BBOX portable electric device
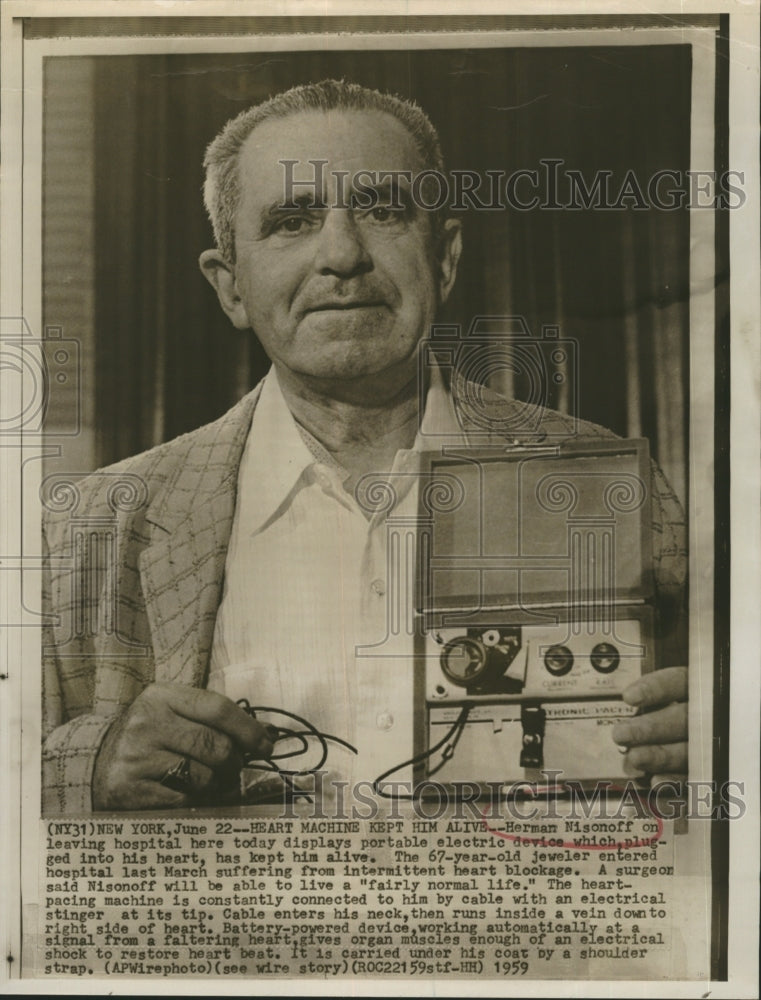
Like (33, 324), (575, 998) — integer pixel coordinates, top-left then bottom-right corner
(412, 438), (656, 789)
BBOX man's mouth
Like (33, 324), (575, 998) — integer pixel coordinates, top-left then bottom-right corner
(306, 300), (386, 312)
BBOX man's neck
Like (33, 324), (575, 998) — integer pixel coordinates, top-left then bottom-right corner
(273, 363), (425, 481)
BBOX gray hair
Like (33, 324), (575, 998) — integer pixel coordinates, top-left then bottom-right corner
(202, 78), (446, 264)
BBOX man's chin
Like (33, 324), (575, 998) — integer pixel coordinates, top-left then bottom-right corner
(298, 307), (393, 344)
(285, 347), (419, 392)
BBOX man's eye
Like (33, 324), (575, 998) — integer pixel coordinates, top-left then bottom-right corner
(272, 212), (324, 235)
(368, 205), (405, 223)
(277, 215), (309, 233)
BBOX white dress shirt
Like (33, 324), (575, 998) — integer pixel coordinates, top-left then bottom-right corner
(208, 366), (465, 795)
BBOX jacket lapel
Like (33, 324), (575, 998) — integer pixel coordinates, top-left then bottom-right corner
(138, 384), (263, 687)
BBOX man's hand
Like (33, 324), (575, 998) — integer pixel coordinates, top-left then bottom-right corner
(92, 683), (274, 811)
(613, 666), (688, 783)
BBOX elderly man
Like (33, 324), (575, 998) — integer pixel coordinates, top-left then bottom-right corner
(42, 79), (687, 814)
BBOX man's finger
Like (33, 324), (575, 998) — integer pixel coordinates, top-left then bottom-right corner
(624, 741), (688, 776)
(160, 720), (240, 771)
(622, 666), (688, 708)
(612, 702), (687, 747)
(155, 683), (273, 756)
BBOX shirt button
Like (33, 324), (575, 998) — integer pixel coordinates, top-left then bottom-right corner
(376, 711), (394, 731)
(370, 578), (386, 596)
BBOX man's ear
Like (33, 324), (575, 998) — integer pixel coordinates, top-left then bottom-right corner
(198, 250), (251, 330)
(437, 218), (463, 305)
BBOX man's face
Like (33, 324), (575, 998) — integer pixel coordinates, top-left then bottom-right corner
(211, 109), (460, 387)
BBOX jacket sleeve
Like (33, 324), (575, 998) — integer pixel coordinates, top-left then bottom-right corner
(42, 715), (114, 815)
(41, 515), (118, 814)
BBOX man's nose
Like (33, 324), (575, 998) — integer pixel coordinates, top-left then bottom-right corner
(314, 209), (372, 276)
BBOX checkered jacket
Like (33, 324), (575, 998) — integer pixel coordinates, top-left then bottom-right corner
(42, 378), (687, 813)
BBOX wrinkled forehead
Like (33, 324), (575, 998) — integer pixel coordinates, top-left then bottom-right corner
(236, 108), (426, 205)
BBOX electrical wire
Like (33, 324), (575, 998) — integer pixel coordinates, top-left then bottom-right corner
(236, 700), (358, 778)
(237, 699), (476, 804)
(372, 706), (471, 799)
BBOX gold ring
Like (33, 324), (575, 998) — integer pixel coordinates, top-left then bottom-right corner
(160, 755), (193, 792)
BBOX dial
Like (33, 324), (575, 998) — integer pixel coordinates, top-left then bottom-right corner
(590, 642), (620, 673)
(440, 636), (489, 686)
(543, 644), (574, 676)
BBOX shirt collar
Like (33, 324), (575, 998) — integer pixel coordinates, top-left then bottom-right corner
(237, 363), (466, 534)
(234, 368), (318, 535)
(415, 362), (464, 444)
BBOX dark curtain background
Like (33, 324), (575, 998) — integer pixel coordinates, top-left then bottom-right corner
(93, 46), (691, 503)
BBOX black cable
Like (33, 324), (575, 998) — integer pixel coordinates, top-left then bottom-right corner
(240, 704), (328, 773)
(236, 701), (358, 778)
(372, 706), (471, 800)
(269, 729), (310, 761)
(237, 699), (474, 804)
(238, 754), (307, 803)
(323, 732), (358, 753)
(427, 706), (469, 778)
